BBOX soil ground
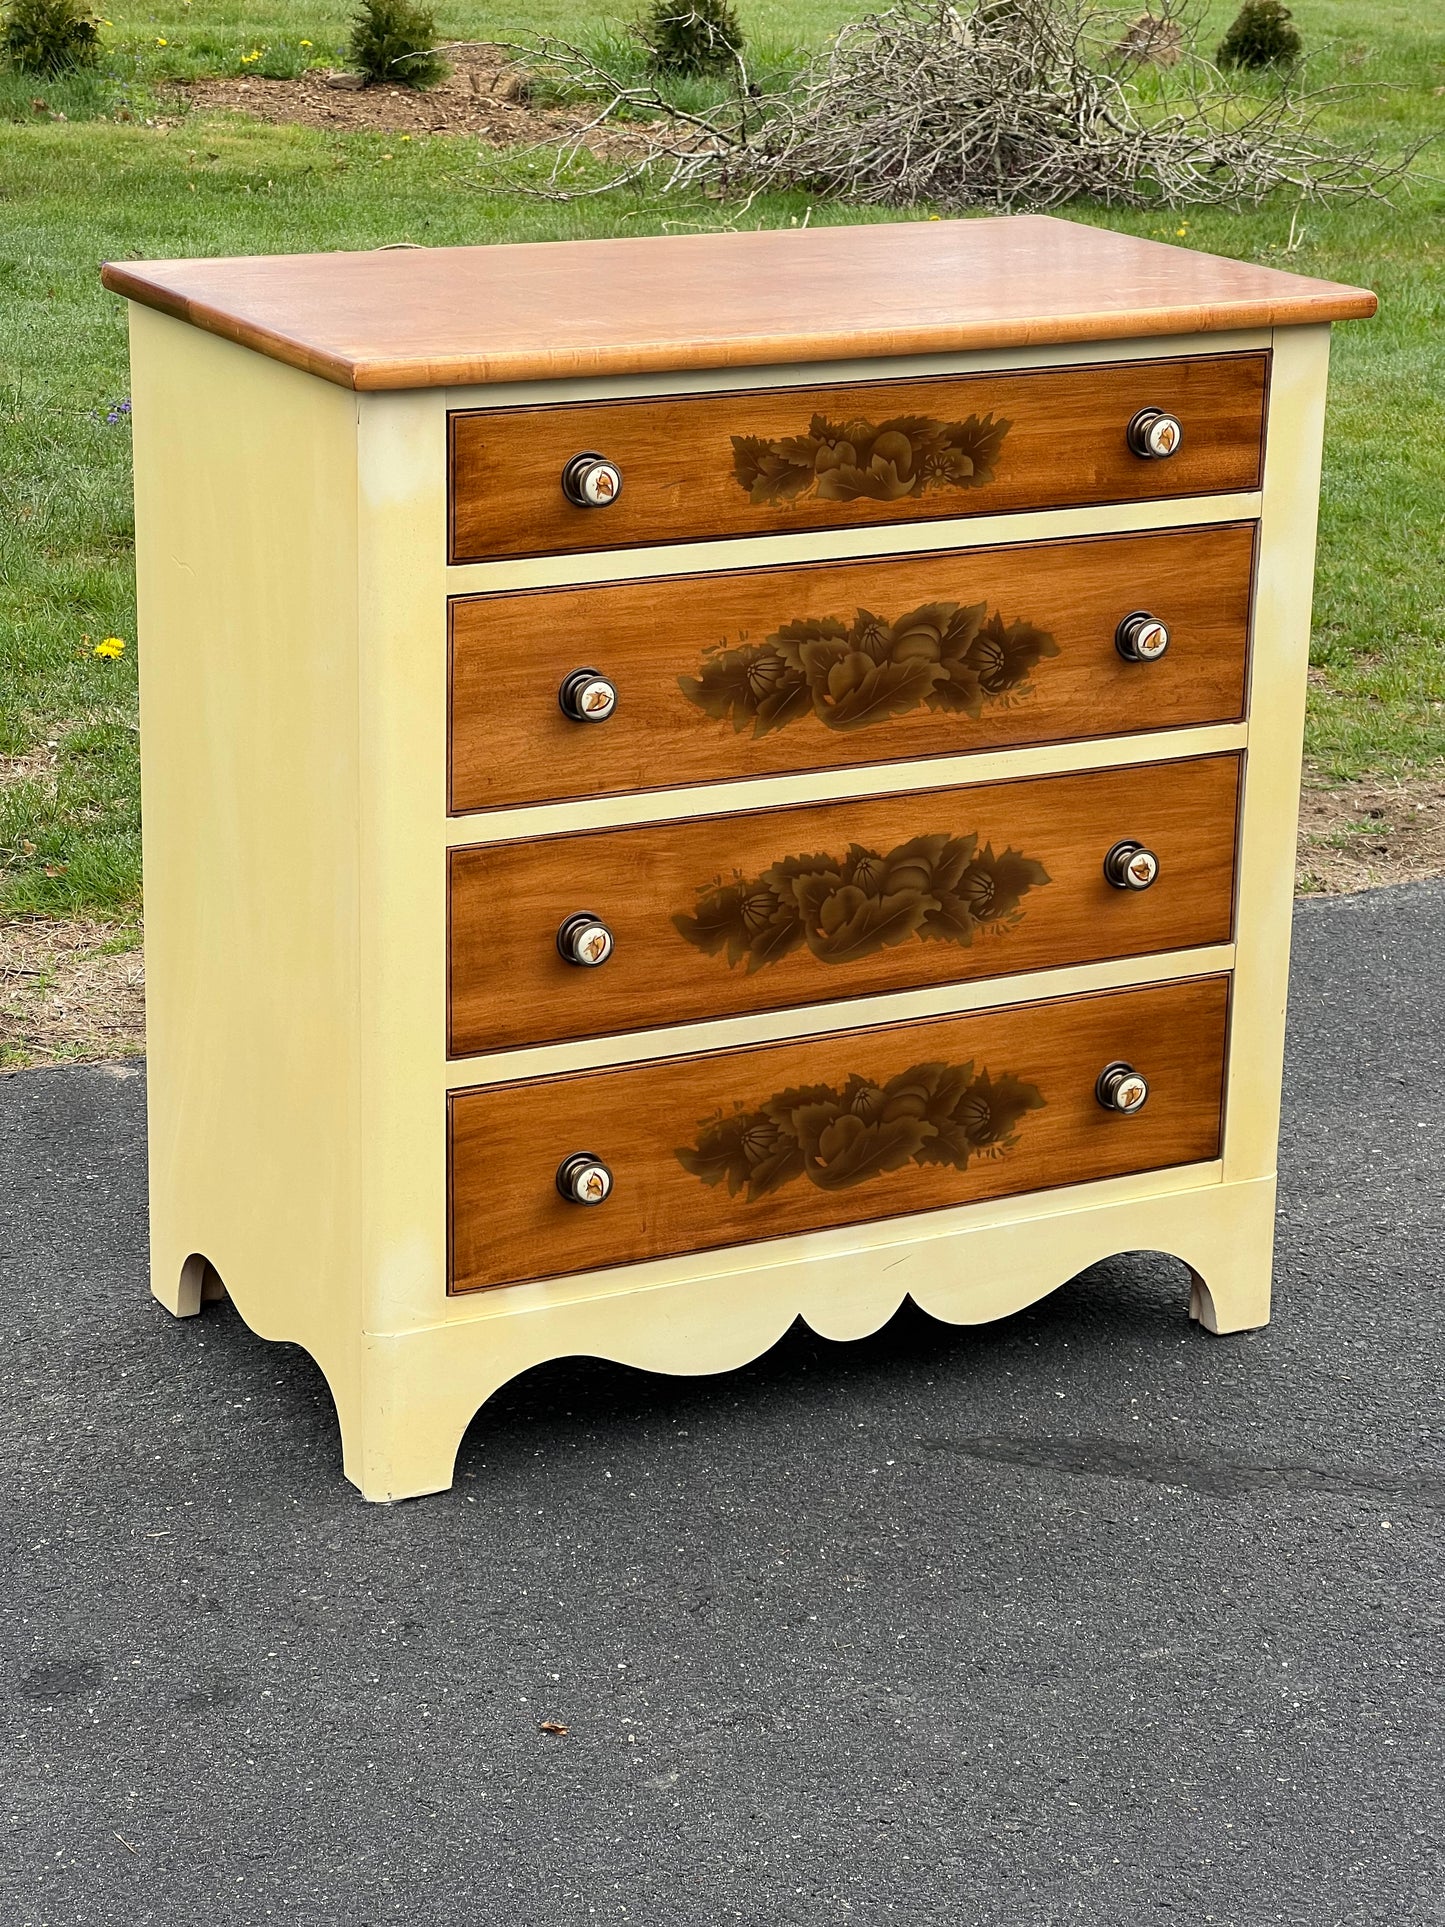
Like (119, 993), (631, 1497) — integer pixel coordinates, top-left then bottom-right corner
(171, 44), (615, 145)
(2, 774), (1438, 1071)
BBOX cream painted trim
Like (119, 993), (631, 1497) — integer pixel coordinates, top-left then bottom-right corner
(443, 725), (1248, 846)
(444, 942), (1236, 1088)
(433, 328), (1273, 416)
(441, 1158), (1225, 1329)
(344, 1170), (1274, 1499)
(442, 492), (1263, 597)
(1220, 324), (1330, 1183)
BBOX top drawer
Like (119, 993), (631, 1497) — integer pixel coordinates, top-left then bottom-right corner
(448, 353), (1268, 563)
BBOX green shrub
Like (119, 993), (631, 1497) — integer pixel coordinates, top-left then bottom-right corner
(636, 0), (744, 77)
(348, 0), (447, 88)
(2, 0), (100, 76)
(1216, 0), (1302, 70)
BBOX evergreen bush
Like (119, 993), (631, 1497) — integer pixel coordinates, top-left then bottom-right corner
(2, 0), (100, 75)
(348, 0), (447, 88)
(1216, 0), (1302, 71)
(637, 0), (744, 77)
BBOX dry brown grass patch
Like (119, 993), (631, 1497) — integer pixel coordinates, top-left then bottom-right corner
(0, 918), (145, 1071)
(1297, 769), (1445, 895)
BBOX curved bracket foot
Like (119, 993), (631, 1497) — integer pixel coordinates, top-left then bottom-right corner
(159, 1253), (228, 1319)
(1187, 1259), (1270, 1337)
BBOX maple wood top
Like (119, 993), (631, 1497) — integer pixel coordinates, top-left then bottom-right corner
(101, 214), (1375, 391)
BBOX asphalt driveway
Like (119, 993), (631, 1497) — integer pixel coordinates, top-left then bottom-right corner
(2, 881), (1442, 1927)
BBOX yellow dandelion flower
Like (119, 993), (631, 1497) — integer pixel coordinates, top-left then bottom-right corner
(156, 35), (166, 44)
(300, 38), (311, 45)
(94, 636), (127, 659)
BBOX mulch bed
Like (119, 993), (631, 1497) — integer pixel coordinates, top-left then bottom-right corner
(171, 43), (605, 145)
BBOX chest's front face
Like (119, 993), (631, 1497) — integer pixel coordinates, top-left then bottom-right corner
(339, 328), (1298, 1317)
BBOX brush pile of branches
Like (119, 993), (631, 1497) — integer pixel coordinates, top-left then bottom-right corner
(514, 0), (1393, 210)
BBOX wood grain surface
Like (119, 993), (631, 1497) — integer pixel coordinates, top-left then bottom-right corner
(449, 522), (1255, 813)
(448, 974), (1231, 1292)
(448, 354), (1267, 562)
(448, 754), (1240, 1056)
(101, 217), (1373, 391)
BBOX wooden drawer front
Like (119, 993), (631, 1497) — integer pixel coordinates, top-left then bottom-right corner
(450, 523), (1253, 815)
(447, 354), (1266, 563)
(449, 975), (1230, 1292)
(448, 754), (1239, 1057)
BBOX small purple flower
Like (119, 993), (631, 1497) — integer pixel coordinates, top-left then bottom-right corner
(104, 397), (132, 425)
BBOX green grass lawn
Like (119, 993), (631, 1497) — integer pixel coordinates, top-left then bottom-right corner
(1, 0), (1441, 925)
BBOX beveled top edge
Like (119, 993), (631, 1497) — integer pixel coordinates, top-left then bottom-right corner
(101, 214), (1376, 392)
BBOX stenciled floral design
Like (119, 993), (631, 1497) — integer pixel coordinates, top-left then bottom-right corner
(678, 601), (1058, 739)
(731, 411), (1010, 506)
(673, 833), (1050, 974)
(677, 1059), (1045, 1201)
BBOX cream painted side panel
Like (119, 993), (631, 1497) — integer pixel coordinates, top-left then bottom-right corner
(1223, 325), (1330, 1182)
(131, 309), (366, 1431)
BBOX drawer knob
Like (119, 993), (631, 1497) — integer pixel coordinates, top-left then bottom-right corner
(561, 452), (623, 508)
(558, 668), (618, 723)
(557, 911), (614, 968)
(1115, 611), (1171, 662)
(556, 1152), (613, 1205)
(1126, 408), (1184, 460)
(1103, 840), (1160, 891)
(1096, 1061), (1150, 1114)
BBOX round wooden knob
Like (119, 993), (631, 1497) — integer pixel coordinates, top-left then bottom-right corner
(561, 452), (623, 508)
(1096, 1062), (1150, 1114)
(558, 668), (618, 723)
(556, 1152), (613, 1205)
(556, 912), (614, 968)
(1103, 840), (1160, 891)
(1115, 611), (1171, 662)
(1126, 408), (1183, 460)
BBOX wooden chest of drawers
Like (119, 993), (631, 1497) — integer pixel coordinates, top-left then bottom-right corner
(104, 216), (1374, 1500)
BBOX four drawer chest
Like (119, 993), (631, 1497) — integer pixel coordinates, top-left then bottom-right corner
(103, 215), (1375, 1499)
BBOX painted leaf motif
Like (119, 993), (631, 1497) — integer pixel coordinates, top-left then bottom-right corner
(803, 883), (934, 966)
(677, 651), (756, 728)
(677, 1057), (1045, 1198)
(671, 881), (753, 962)
(794, 1105), (934, 1191)
(880, 1059), (977, 1133)
(803, 644), (946, 732)
(965, 612), (1060, 696)
(731, 413), (1011, 507)
(917, 1069), (1046, 1168)
(677, 1110), (807, 1199)
(971, 844), (1053, 922)
(682, 595), (1050, 739)
(676, 830), (1048, 971)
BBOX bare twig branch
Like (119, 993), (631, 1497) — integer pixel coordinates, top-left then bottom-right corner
(497, 0), (1413, 210)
